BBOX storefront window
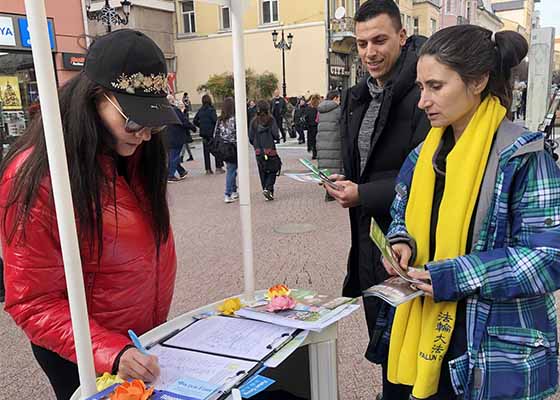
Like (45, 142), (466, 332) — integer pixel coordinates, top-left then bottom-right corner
(0, 51), (37, 151)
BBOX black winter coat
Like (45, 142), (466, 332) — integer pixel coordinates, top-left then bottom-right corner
(193, 104), (218, 139)
(165, 106), (194, 149)
(340, 36), (431, 298)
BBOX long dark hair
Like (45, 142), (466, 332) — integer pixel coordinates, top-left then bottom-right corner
(0, 72), (170, 259)
(419, 25), (528, 110)
(201, 94), (213, 107)
(253, 100), (273, 127)
(219, 97), (235, 121)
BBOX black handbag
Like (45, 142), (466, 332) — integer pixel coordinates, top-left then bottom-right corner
(207, 135), (237, 164)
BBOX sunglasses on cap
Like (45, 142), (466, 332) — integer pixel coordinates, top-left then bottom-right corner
(103, 93), (166, 134)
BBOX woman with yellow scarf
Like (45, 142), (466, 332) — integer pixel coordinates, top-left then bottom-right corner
(376, 25), (560, 400)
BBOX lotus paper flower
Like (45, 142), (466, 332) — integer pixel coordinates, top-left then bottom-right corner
(109, 380), (153, 400)
(266, 295), (297, 312)
(266, 284), (291, 300)
(217, 297), (242, 315)
(96, 372), (123, 392)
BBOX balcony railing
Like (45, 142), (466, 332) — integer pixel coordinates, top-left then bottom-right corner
(330, 17), (355, 36)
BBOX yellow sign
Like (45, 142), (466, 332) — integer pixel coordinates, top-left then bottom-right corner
(0, 76), (22, 110)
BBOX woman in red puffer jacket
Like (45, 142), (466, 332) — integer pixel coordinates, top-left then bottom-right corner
(1, 30), (178, 400)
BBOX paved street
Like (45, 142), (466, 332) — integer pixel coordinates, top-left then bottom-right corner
(2, 137), (560, 399)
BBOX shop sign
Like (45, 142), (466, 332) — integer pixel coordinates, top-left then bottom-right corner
(17, 17), (55, 50)
(330, 66), (350, 76)
(0, 16), (16, 47)
(62, 53), (86, 70)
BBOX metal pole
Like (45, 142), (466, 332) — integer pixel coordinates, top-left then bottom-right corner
(23, 0), (97, 398)
(325, 0), (331, 91)
(281, 30), (287, 98)
(105, 0), (112, 33)
(230, 0), (255, 299)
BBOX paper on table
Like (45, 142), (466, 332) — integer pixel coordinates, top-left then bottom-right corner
(164, 315), (297, 361)
(150, 345), (258, 390)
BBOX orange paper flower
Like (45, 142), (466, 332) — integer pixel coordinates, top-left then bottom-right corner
(266, 284), (291, 300)
(217, 297), (242, 315)
(110, 380), (154, 400)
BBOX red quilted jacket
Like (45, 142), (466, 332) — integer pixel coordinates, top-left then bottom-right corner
(1, 149), (177, 373)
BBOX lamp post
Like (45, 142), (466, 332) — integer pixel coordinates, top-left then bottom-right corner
(85, 0), (131, 33)
(272, 29), (293, 98)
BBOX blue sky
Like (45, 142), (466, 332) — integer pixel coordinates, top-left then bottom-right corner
(535, 0), (560, 36)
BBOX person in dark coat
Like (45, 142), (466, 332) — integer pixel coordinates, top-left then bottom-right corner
(166, 96), (190, 182)
(323, 1), (430, 395)
(249, 100), (281, 201)
(247, 100), (258, 126)
(271, 90), (287, 143)
(293, 97), (308, 144)
(305, 95), (320, 159)
(194, 94), (224, 174)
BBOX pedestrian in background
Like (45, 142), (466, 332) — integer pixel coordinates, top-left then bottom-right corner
(166, 95), (190, 182)
(179, 101), (195, 162)
(0, 29), (178, 399)
(182, 92), (192, 113)
(306, 94), (320, 159)
(194, 94), (224, 174)
(247, 100), (258, 126)
(511, 84), (522, 120)
(294, 97), (308, 144)
(271, 89), (287, 143)
(317, 90), (343, 201)
(249, 100), (282, 201)
(215, 97), (239, 203)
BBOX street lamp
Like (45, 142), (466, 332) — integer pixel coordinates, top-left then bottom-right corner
(85, 0), (132, 33)
(272, 29), (294, 98)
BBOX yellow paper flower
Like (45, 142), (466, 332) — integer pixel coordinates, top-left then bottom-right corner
(217, 297), (242, 315)
(110, 380), (154, 400)
(96, 372), (123, 392)
(266, 284), (291, 300)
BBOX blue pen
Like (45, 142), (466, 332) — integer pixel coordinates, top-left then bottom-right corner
(128, 329), (149, 355)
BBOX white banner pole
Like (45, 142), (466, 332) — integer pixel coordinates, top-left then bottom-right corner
(23, 1), (97, 397)
(230, 0), (255, 299)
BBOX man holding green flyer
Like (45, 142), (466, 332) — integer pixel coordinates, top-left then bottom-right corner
(322, 0), (430, 371)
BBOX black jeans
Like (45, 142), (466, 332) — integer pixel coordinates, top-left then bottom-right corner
(31, 343), (80, 400)
(296, 127), (305, 143)
(275, 117), (286, 141)
(307, 127), (317, 158)
(202, 139), (224, 171)
(257, 158), (278, 193)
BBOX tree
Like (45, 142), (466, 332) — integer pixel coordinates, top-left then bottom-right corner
(197, 70), (279, 102)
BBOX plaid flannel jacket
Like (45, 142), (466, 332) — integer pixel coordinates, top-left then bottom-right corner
(380, 130), (560, 400)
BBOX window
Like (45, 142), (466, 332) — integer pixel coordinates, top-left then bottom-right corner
(220, 6), (231, 30)
(400, 13), (404, 26)
(181, 1), (196, 34)
(445, 0), (453, 14)
(355, 0), (360, 13)
(261, 0), (279, 24)
(466, 2), (471, 21)
(431, 18), (437, 35)
(413, 17), (419, 35)
(406, 15), (411, 33)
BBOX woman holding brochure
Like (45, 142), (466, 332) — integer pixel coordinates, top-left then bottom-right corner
(0, 30), (178, 399)
(369, 26), (560, 399)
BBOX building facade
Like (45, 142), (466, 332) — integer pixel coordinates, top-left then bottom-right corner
(86, 0), (177, 80)
(174, 0), (441, 102)
(0, 0), (86, 139)
(490, 0), (540, 40)
(440, 0), (503, 32)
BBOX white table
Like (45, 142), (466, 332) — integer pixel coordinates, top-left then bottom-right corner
(72, 291), (339, 400)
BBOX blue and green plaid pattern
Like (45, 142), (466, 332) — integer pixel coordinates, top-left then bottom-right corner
(384, 131), (560, 399)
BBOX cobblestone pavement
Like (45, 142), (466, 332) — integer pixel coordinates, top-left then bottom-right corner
(1, 137), (559, 399)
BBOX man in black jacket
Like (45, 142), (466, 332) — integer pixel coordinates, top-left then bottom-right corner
(325, 0), (430, 383)
(271, 90), (287, 143)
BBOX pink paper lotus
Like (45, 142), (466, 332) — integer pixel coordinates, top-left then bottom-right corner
(266, 295), (297, 312)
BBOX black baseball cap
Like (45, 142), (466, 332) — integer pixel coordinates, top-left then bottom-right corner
(84, 29), (179, 127)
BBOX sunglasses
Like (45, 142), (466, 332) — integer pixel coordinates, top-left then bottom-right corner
(103, 93), (166, 134)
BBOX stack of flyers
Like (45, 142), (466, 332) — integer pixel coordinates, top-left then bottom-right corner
(298, 159), (341, 190)
(284, 172), (323, 184)
(365, 218), (426, 306)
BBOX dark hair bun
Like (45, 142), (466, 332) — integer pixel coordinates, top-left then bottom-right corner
(495, 31), (528, 71)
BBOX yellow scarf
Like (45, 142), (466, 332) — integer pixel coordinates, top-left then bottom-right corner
(387, 96), (506, 398)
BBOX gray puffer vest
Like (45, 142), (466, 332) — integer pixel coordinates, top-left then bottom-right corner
(317, 100), (343, 173)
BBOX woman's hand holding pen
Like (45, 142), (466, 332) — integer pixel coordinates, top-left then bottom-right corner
(118, 348), (160, 383)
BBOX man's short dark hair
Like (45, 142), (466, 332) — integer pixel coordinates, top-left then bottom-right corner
(354, 0), (402, 32)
